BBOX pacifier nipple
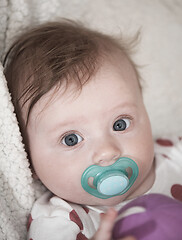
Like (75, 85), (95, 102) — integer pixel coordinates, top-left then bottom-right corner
(97, 172), (129, 196)
(81, 157), (139, 199)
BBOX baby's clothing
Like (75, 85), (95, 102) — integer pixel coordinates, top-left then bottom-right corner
(27, 136), (182, 240)
(147, 136), (182, 200)
(27, 191), (102, 240)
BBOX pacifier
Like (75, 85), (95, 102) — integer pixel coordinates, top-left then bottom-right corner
(81, 157), (139, 199)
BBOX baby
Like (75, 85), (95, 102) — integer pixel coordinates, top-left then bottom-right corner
(4, 20), (182, 240)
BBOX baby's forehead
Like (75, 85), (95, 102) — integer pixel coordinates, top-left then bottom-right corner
(45, 53), (138, 100)
(54, 53), (138, 94)
(31, 55), (140, 111)
(24, 52), (141, 128)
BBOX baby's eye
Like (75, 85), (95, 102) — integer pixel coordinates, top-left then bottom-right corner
(62, 133), (83, 146)
(113, 118), (131, 131)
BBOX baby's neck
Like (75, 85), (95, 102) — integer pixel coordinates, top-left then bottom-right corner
(127, 160), (156, 200)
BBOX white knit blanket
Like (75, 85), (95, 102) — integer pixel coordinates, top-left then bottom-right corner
(0, 1), (182, 239)
(0, 63), (36, 239)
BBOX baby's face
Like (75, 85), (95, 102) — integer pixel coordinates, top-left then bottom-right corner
(26, 53), (154, 206)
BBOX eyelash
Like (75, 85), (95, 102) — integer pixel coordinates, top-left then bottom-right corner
(59, 115), (133, 147)
(60, 131), (84, 146)
(113, 115), (133, 130)
(116, 115), (133, 121)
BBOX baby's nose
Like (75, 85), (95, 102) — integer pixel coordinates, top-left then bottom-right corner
(92, 140), (121, 166)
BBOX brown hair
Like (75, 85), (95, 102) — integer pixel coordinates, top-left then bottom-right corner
(3, 19), (140, 130)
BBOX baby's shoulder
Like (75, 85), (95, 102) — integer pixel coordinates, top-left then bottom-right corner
(28, 191), (101, 239)
(31, 190), (101, 223)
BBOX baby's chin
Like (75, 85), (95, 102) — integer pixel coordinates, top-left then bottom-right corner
(76, 184), (144, 206)
(66, 193), (130, 207)
(95, 195), (128, 207)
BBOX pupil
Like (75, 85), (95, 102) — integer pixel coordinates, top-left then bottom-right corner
(113, 119), (126, 131)
(65, 134), (78, 146)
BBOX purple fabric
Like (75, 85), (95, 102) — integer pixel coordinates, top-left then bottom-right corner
(112, 194), (182, 240)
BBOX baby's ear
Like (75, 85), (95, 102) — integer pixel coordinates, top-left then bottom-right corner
(30, 165), (39, 179)
(31, 169), (39, 180)
(28, 157), (39, 180)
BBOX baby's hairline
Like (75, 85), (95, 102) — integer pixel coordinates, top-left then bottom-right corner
(23, 50), (142, 126)
(4, 20), (142, 133)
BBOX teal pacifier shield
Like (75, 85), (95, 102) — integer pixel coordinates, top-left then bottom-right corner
(81, 157), (138, 199)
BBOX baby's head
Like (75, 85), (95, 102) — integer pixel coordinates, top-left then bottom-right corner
(4, 20), (154, 206)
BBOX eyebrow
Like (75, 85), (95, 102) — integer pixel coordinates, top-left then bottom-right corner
(47, 117), (86, 135)
(48, 102), (137, 133)
(109, 102), (137, 112)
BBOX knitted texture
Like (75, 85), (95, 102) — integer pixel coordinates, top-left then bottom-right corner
(0, 62), (36, 240)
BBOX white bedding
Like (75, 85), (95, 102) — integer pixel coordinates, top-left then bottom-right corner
(0, 1), (182, 239)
